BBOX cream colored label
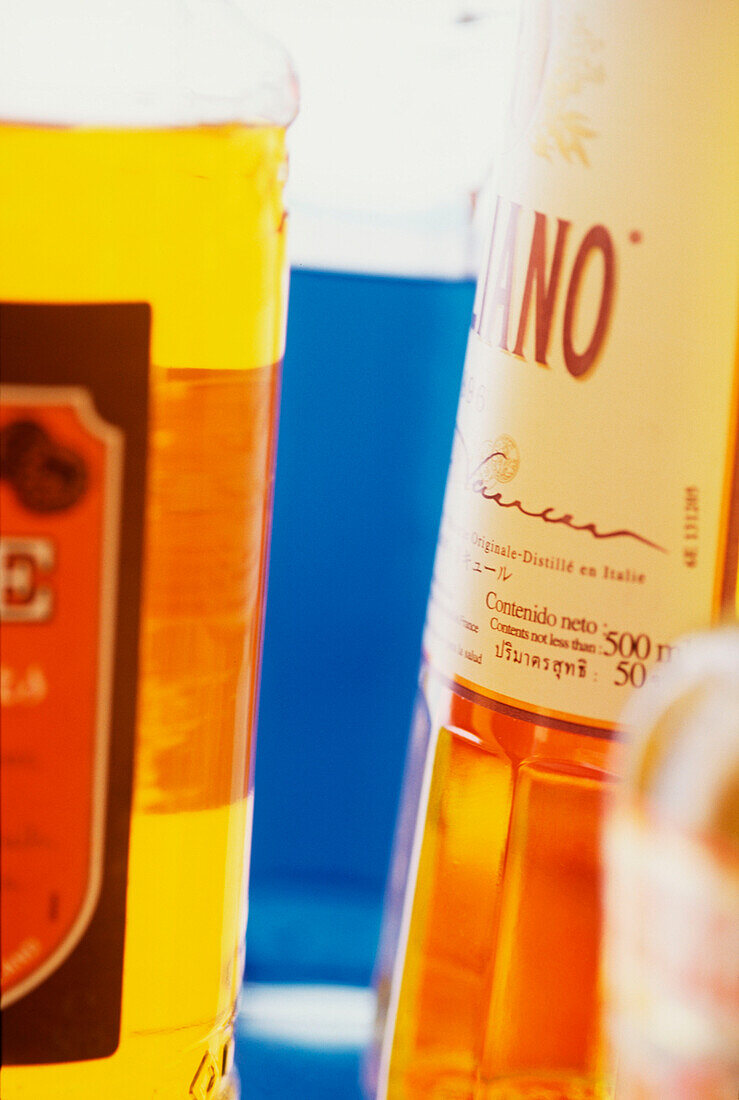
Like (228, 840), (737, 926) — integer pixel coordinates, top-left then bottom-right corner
(424, 0), (739, 729)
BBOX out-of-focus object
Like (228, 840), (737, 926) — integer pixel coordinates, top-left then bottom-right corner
(0, 2), (296, 1097)
(603, 630), (739, 1099)
(367, 0), (739, 1097)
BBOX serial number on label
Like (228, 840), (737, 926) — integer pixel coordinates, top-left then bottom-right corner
(683, 486), (699, 568)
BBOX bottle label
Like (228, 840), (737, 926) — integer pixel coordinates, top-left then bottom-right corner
(424, 2), (739, 731)
(0, 303), (150, 1063)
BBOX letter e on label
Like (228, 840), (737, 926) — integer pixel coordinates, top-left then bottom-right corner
(0, 537), (56, 623)
(0, 387), (122, 1008)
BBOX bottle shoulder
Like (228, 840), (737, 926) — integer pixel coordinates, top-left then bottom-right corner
(419, 659), (622, 783)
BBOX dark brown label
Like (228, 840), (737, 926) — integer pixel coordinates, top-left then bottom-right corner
(0, 303), (150, 1063)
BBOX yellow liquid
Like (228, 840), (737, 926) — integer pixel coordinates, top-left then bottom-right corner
(0, 123), (287, 1096)
(4, 803), (248, 1098)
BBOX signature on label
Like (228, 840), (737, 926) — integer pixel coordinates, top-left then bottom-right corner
(451, 427), (666, 553)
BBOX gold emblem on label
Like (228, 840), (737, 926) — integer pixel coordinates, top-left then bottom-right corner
(479, 435), (520, 488)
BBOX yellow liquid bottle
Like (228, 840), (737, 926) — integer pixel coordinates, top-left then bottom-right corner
(0, 3), (297, 1097)
(367, 2), (739, 1097)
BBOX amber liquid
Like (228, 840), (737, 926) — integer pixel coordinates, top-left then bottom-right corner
(0, 124), (287, 1097)
(372, 666), (623, 1099)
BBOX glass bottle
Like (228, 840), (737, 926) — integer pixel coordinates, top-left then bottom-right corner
(367, 1), (739, 1096)
(0, 2), (297, 1096)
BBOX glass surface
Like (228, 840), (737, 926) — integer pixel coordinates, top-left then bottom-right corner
(0, 4), (296, 1096)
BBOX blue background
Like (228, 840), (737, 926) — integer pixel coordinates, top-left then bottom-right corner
(239, 266), (474, 1093)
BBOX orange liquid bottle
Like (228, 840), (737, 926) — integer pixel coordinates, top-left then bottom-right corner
(368, 2), (739, 1097)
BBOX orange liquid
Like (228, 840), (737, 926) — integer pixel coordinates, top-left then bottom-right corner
(373, 665), (622, 1099)
(0, 123), (286, 1096)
